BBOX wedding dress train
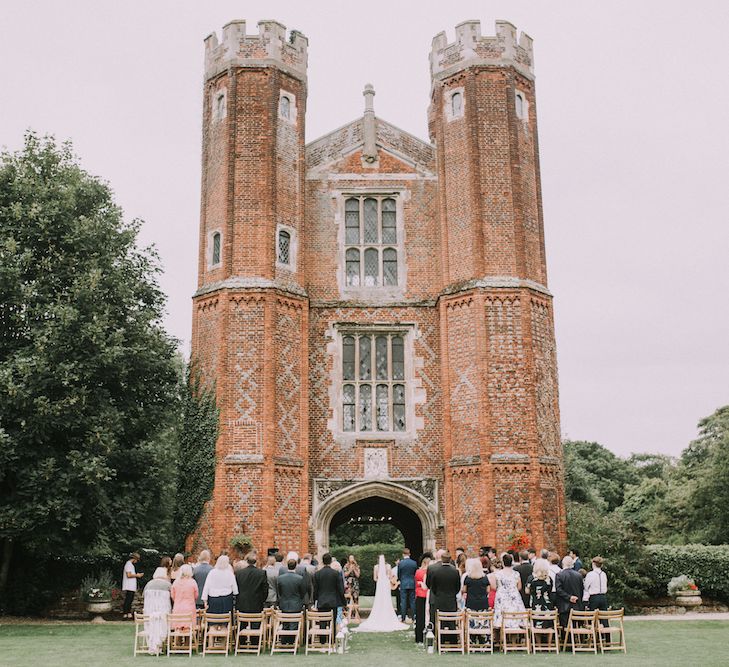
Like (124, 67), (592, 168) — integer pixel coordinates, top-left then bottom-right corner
(355, 555), (410, 632)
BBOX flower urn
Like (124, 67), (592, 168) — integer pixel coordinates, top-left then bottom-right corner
(675, 589), (702, 607)
(86, 600), (113, 623)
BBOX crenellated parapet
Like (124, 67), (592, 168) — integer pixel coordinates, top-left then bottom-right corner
(430, 20), (533, 81)
(204, 19), (308, 82)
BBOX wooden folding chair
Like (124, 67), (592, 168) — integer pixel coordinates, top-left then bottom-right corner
(271, 611), (304, 655)
(305, 609), (335, 654)
(167, 612), (196, 656)
(262, 607), (276, 649)
(202, 612), (232, 655)
(465, 610), (494, 653)
(530, 610), (559, 653)
(133, 612), (149, 656)
(193, 609), (205, 653)
(563, 609), (597, 654)
(597, 609), (627, 653)
(233, 610), (266, 655)
(502, 610), (531, 653)
(436, 610), (465, 654)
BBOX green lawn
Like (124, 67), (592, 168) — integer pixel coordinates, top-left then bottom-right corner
(0, 620), (727, 666)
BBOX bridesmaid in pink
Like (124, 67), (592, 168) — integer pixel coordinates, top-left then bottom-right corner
(170, 564), (199, 628)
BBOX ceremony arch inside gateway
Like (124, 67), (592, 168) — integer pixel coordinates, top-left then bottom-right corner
(311, 480), (439, 557)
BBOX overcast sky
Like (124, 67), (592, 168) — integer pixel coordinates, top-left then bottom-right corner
(2, 0), (727, 459)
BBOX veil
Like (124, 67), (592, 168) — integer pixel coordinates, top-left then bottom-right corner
(354, 554), (409, 632)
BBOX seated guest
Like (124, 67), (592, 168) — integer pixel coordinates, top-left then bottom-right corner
(171, 564), (198, 628)
(192, 550), (212, 609)
(201, 555), (238, 614)
(555, 556), (583, 628)
(235, 553), (268, 613)
(143, 567), (172, 655)
(529, 564), (555, 628)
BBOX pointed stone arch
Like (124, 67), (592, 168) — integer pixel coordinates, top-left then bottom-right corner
(312, 479), (438, 556)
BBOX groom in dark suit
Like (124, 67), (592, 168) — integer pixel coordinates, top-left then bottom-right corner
(397, 548), (417, 623)
(426, 551), (461, 643)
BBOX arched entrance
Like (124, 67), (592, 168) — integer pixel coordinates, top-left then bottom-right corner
(312, 480), (438, 557)
(330, 496), (423, 558)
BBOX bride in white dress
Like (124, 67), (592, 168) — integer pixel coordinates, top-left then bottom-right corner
(355, 555), (410, 632)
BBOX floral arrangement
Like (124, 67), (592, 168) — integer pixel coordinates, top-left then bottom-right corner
(667, 575), (699, 596)
(230, 534), (253, 553)
(80, 571), (115, 602)
(507, 531), (530, 552)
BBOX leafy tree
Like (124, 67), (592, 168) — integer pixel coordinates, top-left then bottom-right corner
(0, 133), (180, 595)
(566, 500), (649, 605)
(563, 440), (637, 511)
(678, 406), (729, 544)
(330, 522), (403, 547)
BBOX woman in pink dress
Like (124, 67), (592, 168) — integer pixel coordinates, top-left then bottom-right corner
(170, 564), (199, 628)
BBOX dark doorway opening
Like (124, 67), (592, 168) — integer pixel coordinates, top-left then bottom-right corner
(329, 495), (423, 559)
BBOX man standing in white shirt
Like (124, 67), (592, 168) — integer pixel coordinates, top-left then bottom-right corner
(122, 552), (143, 619)
(584, 556), (609, 621)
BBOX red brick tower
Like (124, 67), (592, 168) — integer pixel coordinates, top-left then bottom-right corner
(429, 21), (565, 550)
(190, 19), (566, 557)
(190, 20), (310, 554)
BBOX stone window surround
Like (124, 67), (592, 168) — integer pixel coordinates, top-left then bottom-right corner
(279, 89), (297, 124)
(276, 223), (298, 271)
(515, 88), (529, 121)
(326, 322), (426, 445)
(332, 187), (409, 301)
(207, 227), (223, 269)
(211, 87), (227, 122)
(444, 86), (465, 122)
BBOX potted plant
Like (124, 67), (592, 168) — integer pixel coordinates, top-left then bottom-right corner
(667, 575), (702, 607)
(80, 571), (115, 623)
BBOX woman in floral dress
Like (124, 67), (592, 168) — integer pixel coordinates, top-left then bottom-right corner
(487, 553), (525, 628)
(344, 554), (361, 623)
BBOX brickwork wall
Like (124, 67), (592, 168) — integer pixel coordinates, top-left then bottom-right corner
(485, 295), (529, 455)
(189, 19), (567, 557)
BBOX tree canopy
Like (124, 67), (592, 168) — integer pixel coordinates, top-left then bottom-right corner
(0, 134), (181, 582)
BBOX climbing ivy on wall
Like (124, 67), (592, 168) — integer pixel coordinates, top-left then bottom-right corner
(173, 364), (219, 550)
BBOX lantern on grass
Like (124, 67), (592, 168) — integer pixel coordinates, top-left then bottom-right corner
(425, 624), (435, 654)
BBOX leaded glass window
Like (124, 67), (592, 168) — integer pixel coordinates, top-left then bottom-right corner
(212, 232), (221, 266)
(343, 196), (400, 288)
(277, 230), (290, 265)
(340, 332), (408, 433)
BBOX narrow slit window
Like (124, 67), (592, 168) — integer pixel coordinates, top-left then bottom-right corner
(451, 91), (463, 117)
(212, 232), (221, 266)
(277, 230), (291, 265)
(280, 95), (290, 119)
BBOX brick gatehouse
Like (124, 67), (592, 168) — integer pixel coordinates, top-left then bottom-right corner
(188, 18), (567, 558)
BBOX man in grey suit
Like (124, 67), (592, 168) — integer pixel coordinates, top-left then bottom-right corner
(276, 559), (307, 612)
(555, 555), (584, 628)
(192, 550), (213, 609)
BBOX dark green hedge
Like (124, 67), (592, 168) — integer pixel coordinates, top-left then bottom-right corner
(644, 544), (729, 603)
(330, 543), (404, 596)
(2, 548), (164, 616)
